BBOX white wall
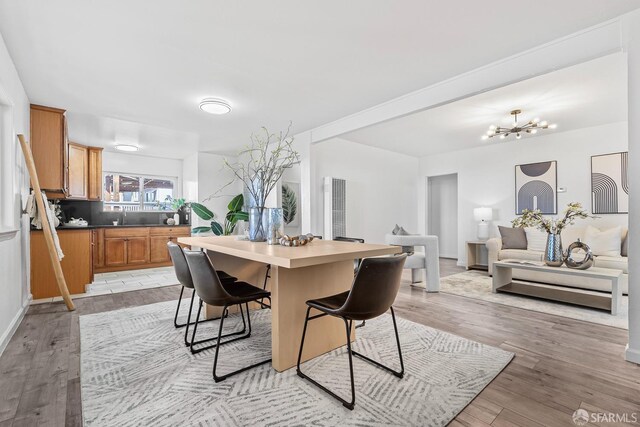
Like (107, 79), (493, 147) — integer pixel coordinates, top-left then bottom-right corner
(182, 152), (242, 228)
(419, 122), (629, 265)
(427, 173), (458, 258)
(0, 33), (30, 355)
(311, 138), (419, 244)
(103, 151), (183, 194)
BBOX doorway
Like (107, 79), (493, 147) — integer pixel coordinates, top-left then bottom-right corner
(427, 173), (458, 259)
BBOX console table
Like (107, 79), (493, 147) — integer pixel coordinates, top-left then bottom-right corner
(492, 260), (623, 315)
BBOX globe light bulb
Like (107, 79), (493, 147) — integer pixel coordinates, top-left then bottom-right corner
(481, 135), (489, 140)
(549, 124), (557, 129)
(499, 134), (506, 140)
(516, 133), (522, 140)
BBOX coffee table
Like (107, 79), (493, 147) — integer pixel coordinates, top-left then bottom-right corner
(492, 260), (623, 315)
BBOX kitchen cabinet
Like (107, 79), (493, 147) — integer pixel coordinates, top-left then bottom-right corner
(126, 237), (150, 264)
(150, 236), (172, 263)
(31, 229), (92, 299)
(88, 147), (103, 200)
(92, 228), (105, 268)
(30, 104), (103, 201)
(105, 237), (127, 267)
(30, 104), (67, 197)
(67, 142), (88, 199)
(96, 226), (190, 272)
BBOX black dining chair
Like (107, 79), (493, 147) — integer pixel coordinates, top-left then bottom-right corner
(184, 249), (272, 382)
(333, 236), (366, 328)
(167, 242), (242, 354)
(296, 254), (407, 410)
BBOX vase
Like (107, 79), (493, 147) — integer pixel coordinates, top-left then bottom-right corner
(266, 208), (284, 245)
(544, 232), (564, 267)
(249, 207), (268, 242)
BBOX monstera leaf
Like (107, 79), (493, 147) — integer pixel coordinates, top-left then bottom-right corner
(282, 184), (297, 225)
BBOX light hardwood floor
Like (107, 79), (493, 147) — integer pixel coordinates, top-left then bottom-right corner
(0, 259), (638, 426)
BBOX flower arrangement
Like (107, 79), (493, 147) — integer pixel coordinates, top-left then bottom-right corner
(511, 202), (595, 234)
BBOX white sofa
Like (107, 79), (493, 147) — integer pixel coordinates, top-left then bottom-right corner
(385, 234), (440, 292)
(486, 226), (628, 294)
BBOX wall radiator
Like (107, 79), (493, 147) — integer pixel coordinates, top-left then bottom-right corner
(323, 177), (346, 240)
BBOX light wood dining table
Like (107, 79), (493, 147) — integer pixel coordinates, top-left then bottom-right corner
(177, 236), (400, 371)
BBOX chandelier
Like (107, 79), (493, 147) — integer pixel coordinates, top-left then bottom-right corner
(481, 109), (556, 141)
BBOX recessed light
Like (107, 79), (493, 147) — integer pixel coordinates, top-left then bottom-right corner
(199, 98), (232, 115)
(115, 144), (139, 152)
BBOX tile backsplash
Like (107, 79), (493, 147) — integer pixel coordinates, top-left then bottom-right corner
(57, 200), (191, 226)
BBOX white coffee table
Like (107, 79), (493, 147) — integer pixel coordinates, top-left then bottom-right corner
(492, 260), (623, 315)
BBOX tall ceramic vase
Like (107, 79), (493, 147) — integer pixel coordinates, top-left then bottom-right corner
(544, 232), (564, 267)
(249, 207), (268, 242)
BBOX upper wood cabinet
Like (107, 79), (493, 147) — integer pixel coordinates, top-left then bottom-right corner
(67, 142), (88, 199)
(30, 104), (104, 201)
(30, 105), (67, 196)
(88, 147), (103, 200)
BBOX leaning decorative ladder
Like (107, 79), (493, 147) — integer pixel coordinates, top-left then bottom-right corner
(17, 134), (75, 311)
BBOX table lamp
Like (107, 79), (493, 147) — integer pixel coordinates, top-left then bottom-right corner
(474, 207), (493, 240)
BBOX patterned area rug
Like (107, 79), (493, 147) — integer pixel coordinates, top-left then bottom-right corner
(440, 270), (628, 329)
(80, 300), (513, 427)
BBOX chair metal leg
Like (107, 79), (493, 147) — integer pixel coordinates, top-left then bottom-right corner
(173, 286), (185, 328)
(176, 288), (226, 329)
(351, 307), (404, 378)
(188, 300), (250, 354)
(259, 264), (272, 309)
(296, 309), (357, 410)
(355, 320), (366, 329)
(212, 302), (271, 382)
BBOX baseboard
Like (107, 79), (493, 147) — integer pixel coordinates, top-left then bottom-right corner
(625, 344), (640, 365)
(0, 295), (32, 357)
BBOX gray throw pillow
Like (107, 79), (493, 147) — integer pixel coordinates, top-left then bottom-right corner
(396, 226), (414, 254)
(622, 233), (628, 257)
(392, 224), (401, 235)
(498, 226), (527, 250)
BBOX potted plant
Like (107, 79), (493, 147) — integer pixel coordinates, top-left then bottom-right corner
(191, 194), (248, 236)
(512, 202), (595, 266)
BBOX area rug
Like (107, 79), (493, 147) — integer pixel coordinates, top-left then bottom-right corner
(79, 300), (513, 427)
(440, 270), (628, 329)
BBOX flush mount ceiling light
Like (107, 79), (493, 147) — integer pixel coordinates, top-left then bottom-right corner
(481, 109), (557, 141)
(115, 144), (139, 152)
(199, 98), (232, 115)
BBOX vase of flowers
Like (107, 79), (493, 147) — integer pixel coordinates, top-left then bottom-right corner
(512, 202), (595, 267)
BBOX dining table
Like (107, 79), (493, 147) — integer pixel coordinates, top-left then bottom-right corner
(177, 235), (401, 371)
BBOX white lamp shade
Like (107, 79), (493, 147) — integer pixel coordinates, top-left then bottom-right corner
(474, 207), (493, 222)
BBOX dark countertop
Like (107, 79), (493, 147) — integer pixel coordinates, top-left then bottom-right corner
(31, 224), (192, 231)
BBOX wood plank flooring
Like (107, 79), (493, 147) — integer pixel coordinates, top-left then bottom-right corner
(0, 259), (638, 426)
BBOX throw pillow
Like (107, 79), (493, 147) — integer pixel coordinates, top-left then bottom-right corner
(498, 226), (527, 250)
(525, 227), (547, 252)
(392, 224), (401, 235)
(396, 226), (414, 254)
(583, 225), (622, 257)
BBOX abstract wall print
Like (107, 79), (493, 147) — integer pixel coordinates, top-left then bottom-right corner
(515, 161), (557, 214)
(591, 152), (629, 214)
(282, 181), (300, 228)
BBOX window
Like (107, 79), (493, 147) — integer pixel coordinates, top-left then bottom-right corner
(103, 173), (177, 211)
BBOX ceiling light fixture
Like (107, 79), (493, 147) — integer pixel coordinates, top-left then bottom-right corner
(482, 109), (556, 141)
(115, 144), (139, 152)
(199, 98), (232, 115)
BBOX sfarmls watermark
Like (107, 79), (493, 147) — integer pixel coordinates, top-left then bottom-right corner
(573, 409), (638, 425)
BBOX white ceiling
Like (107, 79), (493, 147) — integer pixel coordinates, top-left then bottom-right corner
(340, 53), (628, 157)
(0, 1), (637, 158)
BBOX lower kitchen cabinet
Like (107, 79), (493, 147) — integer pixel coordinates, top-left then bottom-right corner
(31, 229), (93, 299)
(94, 226), (191, 273)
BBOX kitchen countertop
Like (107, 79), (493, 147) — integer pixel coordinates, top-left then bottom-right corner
(31, 224), (192, 231)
